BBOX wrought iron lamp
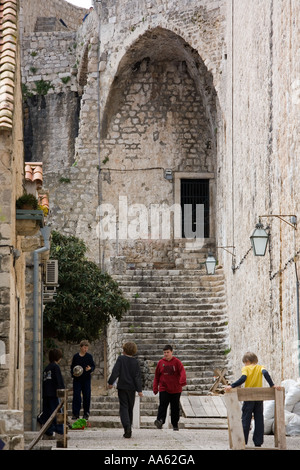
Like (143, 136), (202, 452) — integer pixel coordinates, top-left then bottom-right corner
(250, 215), (297, 257)
(250, 220), (270, 256)
(205, 252), (217, 275)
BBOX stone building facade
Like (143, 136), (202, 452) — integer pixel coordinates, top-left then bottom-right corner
(0, 0), (89, 449)
(17, 0), (300, 435)
(0, 0), (26, 449)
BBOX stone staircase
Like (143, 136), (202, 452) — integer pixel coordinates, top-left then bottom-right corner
(111, 266), (230, 393)
(79, 265), (230, 429)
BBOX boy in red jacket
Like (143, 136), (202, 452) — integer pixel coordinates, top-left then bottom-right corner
(153, 345), (186, 431)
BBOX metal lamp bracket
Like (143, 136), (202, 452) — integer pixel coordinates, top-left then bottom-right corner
(259, 214), (297, 230)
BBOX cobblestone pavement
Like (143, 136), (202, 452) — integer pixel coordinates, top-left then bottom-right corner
(33, 426), (299, 452)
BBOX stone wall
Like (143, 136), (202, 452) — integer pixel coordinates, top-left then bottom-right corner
(216, 0), (300, 383)
(19, 0), (300, 386)
(0, 23), (27, 448)
(21, 31), (78, 96)
(20, 0), (86, 34)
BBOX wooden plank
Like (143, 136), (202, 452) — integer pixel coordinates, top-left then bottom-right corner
(209, 368), (228, 393)
(181, 395), (228, 418)
(212, 396), (228, 417)
(224, 387), (286, 451)
(274, 388), (286, 450)
(199, 396), (220, 417)
(180, 396), (196, 417)
(223, 389), (245, 450)
(237, 387), (275, 401)
(189, 395), (207, 416)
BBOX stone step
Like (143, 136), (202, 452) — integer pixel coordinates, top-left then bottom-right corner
(135, 343), (228, 351)
(126, 304), (225, 310)
(127, 290), (225, 297)
(115, 273), (224, 281)
(122, 314), (226, 322)
(114, 268), (223, 276)
(124, 290), (225, 299)
(110, 267), (229, 394)
(115, 268), (207, 276)
(127, 310), (226, 317)
(121, 286), (225, 293)
(120, 333), (227, 341)
(121, 321), (228, 331)
(116, 280), (224, 288)
(129, 298), (226, 306)
(121, 327), (227, 336)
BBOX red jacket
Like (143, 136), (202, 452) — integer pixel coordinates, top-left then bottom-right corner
(153, 357), (187, 394)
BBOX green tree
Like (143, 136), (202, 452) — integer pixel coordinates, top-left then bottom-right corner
(44, 231), (130, 342)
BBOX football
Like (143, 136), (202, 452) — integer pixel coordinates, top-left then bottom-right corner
(73, 365), (83, 377)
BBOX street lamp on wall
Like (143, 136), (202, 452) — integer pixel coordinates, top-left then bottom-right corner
(250, 215), (297, 257)
(250, 220), (270, 256)
(205, 252), (217, 275)
(205, 246), (236, 275)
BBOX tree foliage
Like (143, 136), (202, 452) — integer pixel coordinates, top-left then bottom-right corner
(44, 231), (130, 343)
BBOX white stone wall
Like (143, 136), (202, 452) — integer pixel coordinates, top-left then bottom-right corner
(20, 0), (300, 384)
(216, 0), (300, 383)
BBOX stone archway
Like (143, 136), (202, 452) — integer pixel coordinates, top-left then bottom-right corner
(98, 27), (218, 271)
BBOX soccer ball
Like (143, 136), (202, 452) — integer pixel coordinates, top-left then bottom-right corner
(73, 365), (83, 377)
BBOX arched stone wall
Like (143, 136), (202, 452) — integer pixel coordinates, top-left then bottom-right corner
(98, 26), (218, 269)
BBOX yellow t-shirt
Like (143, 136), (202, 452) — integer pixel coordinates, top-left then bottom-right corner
(241, 364), (266, 387)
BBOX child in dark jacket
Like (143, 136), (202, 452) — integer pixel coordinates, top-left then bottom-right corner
(41, 348), (65, 437)
(108, 342), (143, 438)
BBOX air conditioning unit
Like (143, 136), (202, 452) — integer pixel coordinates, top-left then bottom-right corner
(43, 285), (57, 303)
(45, 260), (58, 286)
(43, 292), (56, 303)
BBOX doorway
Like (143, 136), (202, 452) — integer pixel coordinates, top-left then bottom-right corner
(180, 179), (210, 238)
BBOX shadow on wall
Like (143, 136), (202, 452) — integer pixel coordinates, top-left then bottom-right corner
(23, 92), (81, 170)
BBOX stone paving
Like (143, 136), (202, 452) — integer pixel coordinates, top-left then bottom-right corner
(27, 426), (299, 452)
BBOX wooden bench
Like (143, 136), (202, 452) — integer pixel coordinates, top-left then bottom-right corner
(223, 387), (286, 450)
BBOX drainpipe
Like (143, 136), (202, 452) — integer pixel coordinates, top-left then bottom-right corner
(32, 226), (51, 431)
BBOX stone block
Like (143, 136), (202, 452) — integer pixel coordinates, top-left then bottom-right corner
(0, 273), (10, 289)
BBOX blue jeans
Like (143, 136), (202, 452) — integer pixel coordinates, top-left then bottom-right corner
(242, 401), (264, 446)
(72, 379), (91, 417)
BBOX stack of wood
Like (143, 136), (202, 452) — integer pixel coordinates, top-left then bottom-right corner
(208, 368), (229, 395)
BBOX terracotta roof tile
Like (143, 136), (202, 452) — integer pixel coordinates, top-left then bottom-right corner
(25, 162), (43, 187)
(0, 0), (18, 131)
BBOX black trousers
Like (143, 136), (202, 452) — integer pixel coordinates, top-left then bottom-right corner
(242, 401), (264, 446)
(42, 397), (63, 435)
(72, 379), (91, 417)
(118, 389), (136, 430)
(157, 391), (181, 427)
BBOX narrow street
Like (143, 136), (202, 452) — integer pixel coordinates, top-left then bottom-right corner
(25, 426), (299, 452)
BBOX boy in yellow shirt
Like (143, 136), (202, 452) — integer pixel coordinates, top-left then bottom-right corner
(225, 352), (278, 447)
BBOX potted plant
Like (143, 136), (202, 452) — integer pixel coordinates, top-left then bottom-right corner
(16, 193), (43, 235)
(16, 193), (38, 210)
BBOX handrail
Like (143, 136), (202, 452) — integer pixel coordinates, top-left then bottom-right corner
(27, 389), (71, 450)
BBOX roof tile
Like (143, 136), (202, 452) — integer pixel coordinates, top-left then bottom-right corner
(0, 0), (18, 131)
